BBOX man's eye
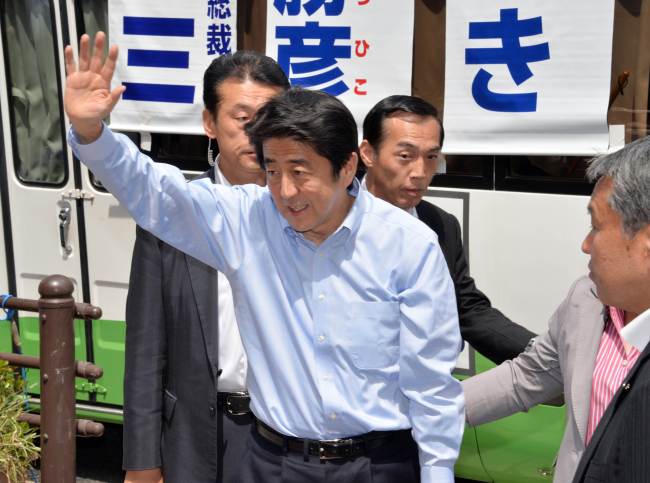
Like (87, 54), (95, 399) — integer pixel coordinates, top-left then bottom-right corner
(266, 170), (276, 177)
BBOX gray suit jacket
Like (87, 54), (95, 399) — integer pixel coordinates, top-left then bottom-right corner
(462, 276), (606, 483)
(123, 169), (222, 482)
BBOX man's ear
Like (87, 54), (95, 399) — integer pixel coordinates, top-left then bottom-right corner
(359, 140), (376, 169)
(341, 151), (359, 184)
(641, 224), (650, 258)
(202, 109), (217, 139)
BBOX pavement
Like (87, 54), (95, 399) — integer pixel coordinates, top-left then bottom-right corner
(76, 423), (124, 482)
(25, 423), (124, 482)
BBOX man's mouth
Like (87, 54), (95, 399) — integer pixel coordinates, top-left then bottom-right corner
(403, 187), (424, 197)
(286, 204), (308, 215)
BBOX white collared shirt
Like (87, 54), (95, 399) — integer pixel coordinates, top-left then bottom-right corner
(621, 307), (650, 352)
(360, 175), (418, 218)
(213, 156), (248, 392)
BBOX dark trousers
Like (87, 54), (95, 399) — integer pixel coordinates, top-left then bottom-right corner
(218, 407), (254, 483)
(237, 427), (420, 483)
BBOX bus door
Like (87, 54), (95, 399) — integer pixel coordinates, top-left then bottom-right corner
(0, 0), (89, 399)
(62, 0), (201, 414)
(72, 134), (136, 409)
(58, 1), (136, 411)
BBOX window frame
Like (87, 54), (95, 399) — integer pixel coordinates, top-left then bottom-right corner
(1, 0), (70, 188)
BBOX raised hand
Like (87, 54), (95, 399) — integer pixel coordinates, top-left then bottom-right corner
(64, 32), (125, 143)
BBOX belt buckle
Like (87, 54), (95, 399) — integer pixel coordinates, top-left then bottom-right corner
(317, 438), (356, 461)
(225, 392), (250, 416)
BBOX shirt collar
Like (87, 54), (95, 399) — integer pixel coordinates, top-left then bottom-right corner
(359, 174), (418, 219)
(338, 178), (364, 235)
(621, 307), (650, 352)
(281, 178), (364, 244)
(213, 154), (232, 187)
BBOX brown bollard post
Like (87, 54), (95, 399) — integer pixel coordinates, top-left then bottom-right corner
(38, 275), (76, 483)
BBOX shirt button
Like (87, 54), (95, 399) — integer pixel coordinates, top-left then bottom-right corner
(318, 335), (326, 342)
(209, 405), (216, 417)
(318, 293), (326, 301)
(622, 360), (628, 367)
(329, 412), (337, 420)
(323, 375), (331, 381)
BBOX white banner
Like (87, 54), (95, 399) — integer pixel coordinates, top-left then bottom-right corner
(108, 0), (237, 134)
(444, 1), (614, 155)
(266, 0), (414, 130)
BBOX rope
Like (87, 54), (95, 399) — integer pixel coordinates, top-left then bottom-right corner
(1, 294), (16, 321)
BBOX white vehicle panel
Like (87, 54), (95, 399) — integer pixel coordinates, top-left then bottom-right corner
(426, 188), (590, 339)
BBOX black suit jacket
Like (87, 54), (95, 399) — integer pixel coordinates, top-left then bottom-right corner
(123, 169), (222, 482)
(416, 200), (535, 364)
(572, 341), (650, 483)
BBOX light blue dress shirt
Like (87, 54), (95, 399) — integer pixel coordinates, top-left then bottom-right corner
(69, 126), (464, 483)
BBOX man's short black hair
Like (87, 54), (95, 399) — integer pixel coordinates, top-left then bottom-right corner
(202, 50), (290, 115)
(362, 95), (444, 150)
(245, 88), (358, 179)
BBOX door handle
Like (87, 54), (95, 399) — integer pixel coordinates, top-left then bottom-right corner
(58, 206), (72, 254)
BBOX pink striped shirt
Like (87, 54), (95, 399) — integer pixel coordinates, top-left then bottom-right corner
(585, 307), (640, 444)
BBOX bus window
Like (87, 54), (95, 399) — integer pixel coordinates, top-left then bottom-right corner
(445, 157), (484, 176)
(432, 156), (494, 190)
(151, 133), (211, 173)
(495, 156), (593, 196)
(506, 157), (589, 179)
(76, 0), (107, 42)
(2, 0), (67, 186)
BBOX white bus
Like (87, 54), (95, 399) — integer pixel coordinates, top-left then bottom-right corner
(0, 1), (648, 482)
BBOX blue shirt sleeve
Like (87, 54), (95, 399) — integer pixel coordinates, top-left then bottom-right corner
(68, 124), (253, 275)
(398, 238), (465, 482)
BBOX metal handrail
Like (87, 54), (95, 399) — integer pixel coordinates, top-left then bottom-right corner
(0, 275), (105, 482)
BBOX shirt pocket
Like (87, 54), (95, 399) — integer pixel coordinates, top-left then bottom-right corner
(344, 301), (400, 370)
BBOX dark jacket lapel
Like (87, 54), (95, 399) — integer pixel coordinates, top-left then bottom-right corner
(573, 341), (650, 482)
(185, 166), (220, 382)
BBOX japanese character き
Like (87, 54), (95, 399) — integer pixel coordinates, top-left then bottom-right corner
(465, 8), (550, 112)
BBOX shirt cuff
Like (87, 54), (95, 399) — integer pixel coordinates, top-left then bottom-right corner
(68, 123), (115, 163)
(421, 465), (454, 483)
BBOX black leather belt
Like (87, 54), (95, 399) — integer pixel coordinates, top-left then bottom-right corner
(216, 391), (251, 416)
(255, 419), (409, 462)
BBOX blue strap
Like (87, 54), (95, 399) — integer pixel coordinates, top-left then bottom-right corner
(0, 294), (28, 404)
(1, 294), (16, 321)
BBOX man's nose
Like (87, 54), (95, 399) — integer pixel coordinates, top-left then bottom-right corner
(280, 175), (298, 200)
(581, 234), (592, 254)
(410, 157), (427, 179)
